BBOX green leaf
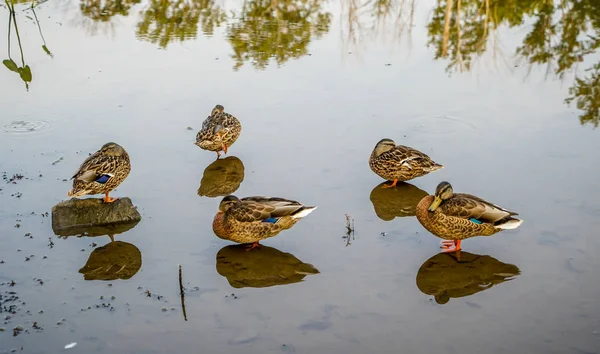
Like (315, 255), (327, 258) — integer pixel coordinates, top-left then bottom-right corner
(42, 45), (53, 57)
(3, 59), (19, 72)
(19, 65), (32, 82)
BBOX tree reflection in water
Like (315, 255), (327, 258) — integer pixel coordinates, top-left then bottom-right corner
(136, 0), (226, 48)
(226, 0), (331, 70)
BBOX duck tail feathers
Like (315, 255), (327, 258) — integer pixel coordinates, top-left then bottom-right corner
(292, 206), (317, 219)
(496, 218), (523, 230)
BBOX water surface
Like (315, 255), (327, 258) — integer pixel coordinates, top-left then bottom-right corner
(1, 0), (599, 353)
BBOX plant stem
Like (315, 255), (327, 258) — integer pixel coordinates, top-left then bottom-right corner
(7, 0), (25, 66)
(6, 0), (11, 60)
(31, 6), (47, 46)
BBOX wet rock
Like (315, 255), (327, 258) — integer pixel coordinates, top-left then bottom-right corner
(51, 198), (141, 237)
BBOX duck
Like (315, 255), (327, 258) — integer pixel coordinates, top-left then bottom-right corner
(195, 104), (242, 157)
(416, 181), (523, 253)
(369, 138), (443, 188)
(67, 142), (131, 203)
(212, 195), (317, 250)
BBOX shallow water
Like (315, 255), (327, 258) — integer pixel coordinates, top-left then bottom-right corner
(1, 0), (600, 353)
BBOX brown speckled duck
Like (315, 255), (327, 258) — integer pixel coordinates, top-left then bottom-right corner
(195, 104), (242, 157)
(416, 181), (523, 253)
(67, 142), (131, 203)
(212, 195), (317, 250)
(369, 138), (443, 188)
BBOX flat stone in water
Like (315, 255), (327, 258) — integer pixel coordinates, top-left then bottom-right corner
(51, 198), (141, 237)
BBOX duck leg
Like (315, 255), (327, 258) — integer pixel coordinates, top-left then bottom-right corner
(103, 192), (118, 203)
(440, 240), (461, 253)
(216, 150), (221, 158)
(382, 179), (398, 188)
(245, 241), (260, 251)
(222, 143), (228, 154)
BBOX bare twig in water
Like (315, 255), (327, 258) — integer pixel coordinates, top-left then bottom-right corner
(343, 213), (355, 247)
(179, 264), (187, 321)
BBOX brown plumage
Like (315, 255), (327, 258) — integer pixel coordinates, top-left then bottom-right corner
(212, 195), (317, 249)
(369, 138), (443, 187)
(67, 142), (131, 203)
(416, 181), (523, 252)
(195, 104), (242, 157)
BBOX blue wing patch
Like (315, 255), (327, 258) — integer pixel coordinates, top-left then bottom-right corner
(469, 218), (483, 224)
(262, 217), (278, 224)
(95, 174), (112, 184)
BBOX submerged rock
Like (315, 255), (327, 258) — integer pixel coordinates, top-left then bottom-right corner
(51, 198), (141, 237)
(216, 244), (319, 288)
(79, 241), (142, 281)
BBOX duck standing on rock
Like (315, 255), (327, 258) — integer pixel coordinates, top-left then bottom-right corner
(67, 142), (131, 203)
(369, 138), (443, 188)
(212, 195), (317, 250)
(195, 104), (242, 157)
(416, 181), (523, 253)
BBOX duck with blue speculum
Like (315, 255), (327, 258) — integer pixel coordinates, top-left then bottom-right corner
(212, 195), (317, 250)
(67, 142), (131, 203)
(416, 181), (523, 253)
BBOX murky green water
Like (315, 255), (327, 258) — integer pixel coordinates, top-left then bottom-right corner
(1, 0), (599, 352)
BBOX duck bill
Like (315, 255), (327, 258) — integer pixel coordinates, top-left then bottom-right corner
(428, 196), (442, 211)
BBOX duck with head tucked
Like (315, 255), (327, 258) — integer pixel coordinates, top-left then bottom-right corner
(195, 104), (242, 157)
(213, 195), (317, 250)
(416, 181), (523, 253)
(369, 138), (443, 188)
(67, 142), (131, 203)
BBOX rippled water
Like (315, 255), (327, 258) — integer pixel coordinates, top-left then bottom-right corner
(1, 0), (599, 353)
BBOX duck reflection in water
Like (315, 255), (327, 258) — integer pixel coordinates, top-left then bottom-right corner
(51, 214), (142, 281)
(198, 156), (245, 197)
(369, 181), (428, 221)
(79, 237), (142, 281)
(216, 244), (319, 288)
(416, 251), (520, 304)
